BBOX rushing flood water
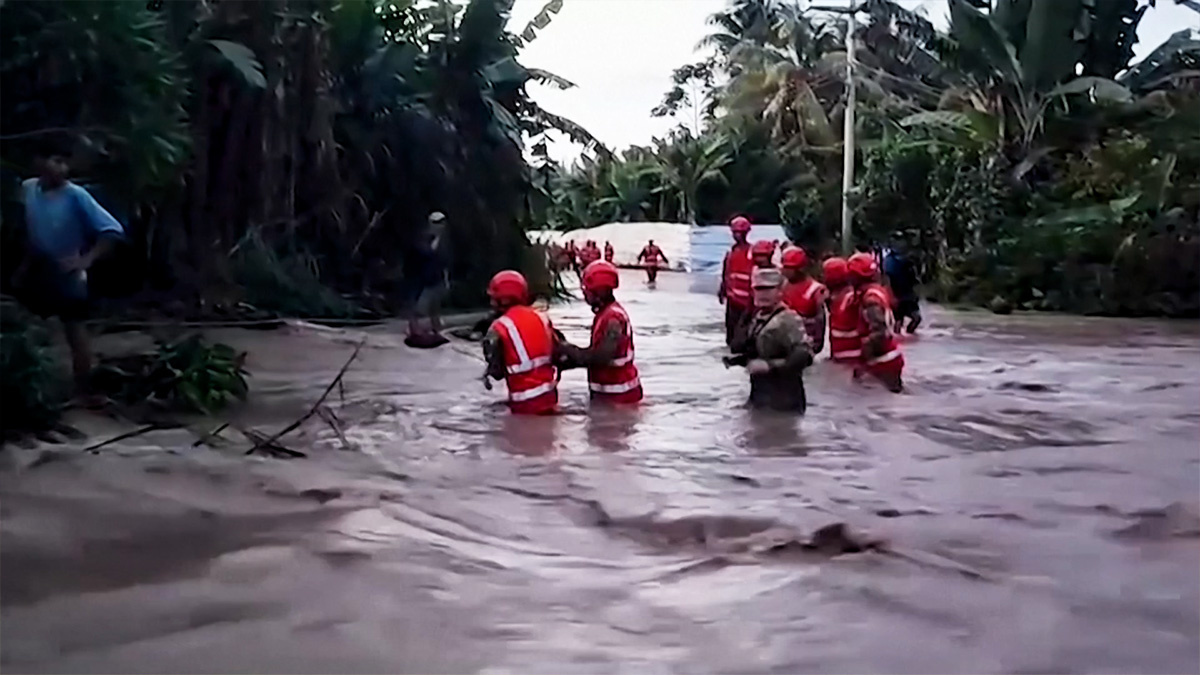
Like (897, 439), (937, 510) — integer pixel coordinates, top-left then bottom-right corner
(3, 270), (1199, 674)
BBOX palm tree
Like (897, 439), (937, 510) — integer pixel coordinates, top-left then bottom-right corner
(698, 0), (784, 76)
(653, 129), (732, 224)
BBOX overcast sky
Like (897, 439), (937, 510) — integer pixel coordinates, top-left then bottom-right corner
(509, 0), (1200, 163)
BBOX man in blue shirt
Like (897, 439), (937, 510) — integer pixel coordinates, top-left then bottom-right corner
(14, 149), (124, 402)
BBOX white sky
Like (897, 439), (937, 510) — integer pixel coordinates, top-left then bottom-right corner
(510, 0), (1200, 163)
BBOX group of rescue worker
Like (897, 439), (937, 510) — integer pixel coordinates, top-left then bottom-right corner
(551, 239), (669, 284)
(482, 216), (906, 415)
(717, 216), (905, 407)
(480, 260), (641, 415)
(553, 240), (610, 276)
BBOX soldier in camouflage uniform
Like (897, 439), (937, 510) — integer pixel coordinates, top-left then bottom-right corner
(724, 267), (815, 413)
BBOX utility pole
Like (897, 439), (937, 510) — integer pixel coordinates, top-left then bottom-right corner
(811, 1), (860, 255)
(841, 3), (857, 256)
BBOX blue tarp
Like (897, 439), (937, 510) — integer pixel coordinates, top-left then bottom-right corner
(687, 223), (787, 294)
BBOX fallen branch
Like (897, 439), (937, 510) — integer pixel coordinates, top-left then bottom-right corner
(239, 424), (307, 459)
(191, 422), (230, 448)
(317, 405), (355, 451)
(245, 338), (366, 457)
(82, 424), (166, 453)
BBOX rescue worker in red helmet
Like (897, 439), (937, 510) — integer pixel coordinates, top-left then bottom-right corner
(637, 239), (669, 284)
(559, 260), (643, 404)
(583, 240), (602, 264)
(719, 216), (754, 346)
(724, 267), (814, 413)
(576, 240), (601, 280)
(848, 252), (905, 392)
(482, 270), (561, 414)
(750, 239), (777, 269)
(824, 257), (861, 365)
(780, 246), (828, 355)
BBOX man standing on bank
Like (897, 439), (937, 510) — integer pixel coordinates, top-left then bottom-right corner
(404, 211), (451, 347)
(14, 146), (124, 406)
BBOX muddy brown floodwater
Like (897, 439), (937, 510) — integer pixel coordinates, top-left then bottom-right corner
(3, 270), (1199, 674)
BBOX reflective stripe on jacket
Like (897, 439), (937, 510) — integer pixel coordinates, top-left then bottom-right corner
(857, 283), (903, 367)
(828, 286), (862, 363)
(493, 306), (558, 412)
(588, 302), (642, 403)
(723, 244), (753, 307)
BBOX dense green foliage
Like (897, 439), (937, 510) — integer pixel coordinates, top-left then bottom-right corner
(542, 0), (1200, 316)
(0, 0), (591, 316)
(0, 298), (68, 437)
(92, 334), (249, 414)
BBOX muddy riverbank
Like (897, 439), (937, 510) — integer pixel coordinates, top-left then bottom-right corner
(3, 270), (1198, 674)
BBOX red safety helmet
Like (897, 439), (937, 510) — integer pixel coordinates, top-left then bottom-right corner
(751, 239), (776, 257)
(730, 216), (752, 234)
(581, 260), (620, 292)
(487, 270), (529, 303)
(847, 252), (879, 281)
(780, 246), (808, 269)
(822, 257), (849, 286)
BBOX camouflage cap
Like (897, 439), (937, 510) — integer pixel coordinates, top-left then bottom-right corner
(751, 267), (784, 289)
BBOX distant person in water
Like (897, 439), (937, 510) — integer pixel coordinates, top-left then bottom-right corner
(637, 239), (668, 284)
(13, 145), (124, 406)
(882, 242), (921, 334)
(404, 211), (450, 346)
(603, 241), (615, 263)
(577, 240), (601, 279)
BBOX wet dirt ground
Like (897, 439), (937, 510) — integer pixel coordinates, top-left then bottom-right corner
(3, 270), (1199, 674)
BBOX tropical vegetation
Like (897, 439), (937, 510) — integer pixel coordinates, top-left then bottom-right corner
(0, 0), (595, 318)
(539, 0), (1199, 317)
(0, 0), (595, 434)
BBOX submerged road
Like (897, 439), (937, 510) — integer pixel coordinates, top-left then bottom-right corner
(3, 270), (1199, 673)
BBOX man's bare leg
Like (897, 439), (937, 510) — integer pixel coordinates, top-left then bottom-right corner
(63, 320), (103, 407)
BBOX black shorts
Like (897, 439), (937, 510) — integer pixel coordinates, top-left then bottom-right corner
(894, 296), (921, 320)
(18, 261), (90, 323)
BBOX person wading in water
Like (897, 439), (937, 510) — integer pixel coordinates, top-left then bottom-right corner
(481, 271), (563, 414)
(558, 260), (643, 405)
(848, 252), (905, 392)
(718, 216), (754, 347)
(725, 267), (814, 413)
(637, 239), (668, 285)
(780, 245), (828, 355)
